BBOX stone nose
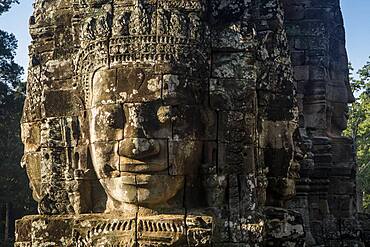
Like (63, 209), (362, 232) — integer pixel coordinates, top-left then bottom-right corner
(123, 103), (148, 138)
(120, 103), (161, 159)
(118, 138), (160, 159)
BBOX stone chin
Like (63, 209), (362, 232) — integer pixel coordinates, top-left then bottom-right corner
(335, 116), (348, 133)
(329, 111), (349, 137)
(100, 174), (184, 209)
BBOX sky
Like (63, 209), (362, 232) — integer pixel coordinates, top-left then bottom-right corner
(0, 0), (369, 78)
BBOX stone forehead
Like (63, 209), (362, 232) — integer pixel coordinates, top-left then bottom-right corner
(87, 64), (208, 107)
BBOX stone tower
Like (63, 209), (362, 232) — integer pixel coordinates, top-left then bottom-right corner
(282, 0), (368, 245)
(14, 0), (368, 246)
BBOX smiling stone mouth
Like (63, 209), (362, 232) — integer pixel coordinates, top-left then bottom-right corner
(120, 161), (168, 173)
(103, 163), (168, 178)
(101, 165), (170, 186)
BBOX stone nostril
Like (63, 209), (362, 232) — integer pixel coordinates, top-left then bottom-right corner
(103, 164), (114, 173)
(103, 164), (119, 177)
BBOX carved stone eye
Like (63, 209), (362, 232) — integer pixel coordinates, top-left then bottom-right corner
(105, 112), (116, 127)
(96, 106), (124, 129)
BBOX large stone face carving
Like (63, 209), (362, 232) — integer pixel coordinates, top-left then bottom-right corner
(14, 0), (367, 246)
(81, 0), (214, 215)
(88, 66), (210, 213)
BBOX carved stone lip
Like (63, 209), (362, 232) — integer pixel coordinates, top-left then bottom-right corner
(103, 175), (136, 185)
(102, 174), (151, 186)
(119, 158), (168, 174)
(119, 164), (168, 174)
(112, 173), (172, 185)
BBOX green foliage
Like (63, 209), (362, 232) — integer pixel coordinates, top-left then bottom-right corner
(345, 60), (370, 212)
(364, 194), (370, 212)
(0, 30), (23, 89)
(0, 0), (25, 177)
(0, 0), (24, 146)
(0, 2), (36, 245)
(0, 0), (19, 16)
(0, 0), (24, 96)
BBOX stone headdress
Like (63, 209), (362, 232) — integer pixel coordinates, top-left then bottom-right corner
(74, 0), (208, 104)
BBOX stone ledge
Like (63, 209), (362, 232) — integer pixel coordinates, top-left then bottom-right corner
(15, 214), (213, 247)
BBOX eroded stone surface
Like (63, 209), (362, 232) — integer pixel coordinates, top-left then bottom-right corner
(14, 0), (367, 246)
